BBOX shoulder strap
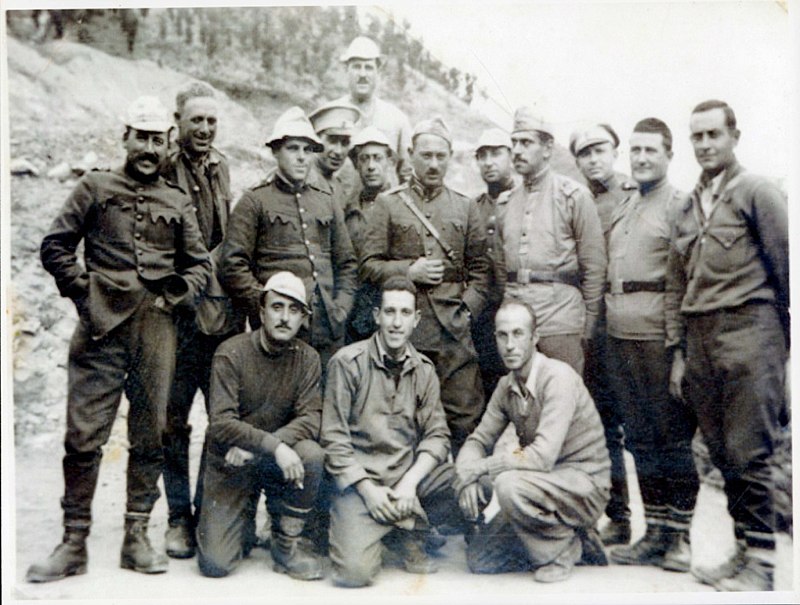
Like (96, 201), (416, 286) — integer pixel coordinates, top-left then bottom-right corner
(397, 190), (456, 262)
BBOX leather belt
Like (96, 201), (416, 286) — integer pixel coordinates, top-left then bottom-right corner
(507, 269), (580, 289)
(607, 279), (666, 294)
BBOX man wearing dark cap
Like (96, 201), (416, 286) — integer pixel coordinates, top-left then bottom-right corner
(668, 100), (789, 591)
(161, 82), (242, 559)
(308, 100), (361, 203)
(29, 96), (211, 582)
(471, 128), (513, 400)
(568, 123), (636, 546)
(498, 107), (605, 376)
(220, 106), (357, 375)
(605, 118), (698, 572)
(196, 271), (325, 581)
(361, 117), (490, 453)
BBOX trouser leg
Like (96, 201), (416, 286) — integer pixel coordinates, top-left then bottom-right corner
(62, 320), (129, 529)
(263, 440), (325, 519)
(417, 463), (466, 531)
(537, 334), (584, 375)
(471, 301), (505, 402)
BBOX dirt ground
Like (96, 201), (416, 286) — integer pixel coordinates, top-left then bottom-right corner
(9, 397), (795, 602)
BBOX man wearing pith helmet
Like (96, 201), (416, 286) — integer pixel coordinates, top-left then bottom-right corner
(343, 125), (396, 343)
(361, 116), (490, 453)
(471, 128), (513, 401)
(308, 100), (361, 203)
(333, 36), (413, 184)
(498, 106), (605, 375)
(220, 106), (357, 376)
(29, 95), (211, 582)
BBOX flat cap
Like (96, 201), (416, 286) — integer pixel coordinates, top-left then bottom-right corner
(125, 96), (172, 133)
(308, 101), (361, 136)
(512, 106), (553, 139)
(569, 124), (620, 156)
(266, 106), (323, 152)
(340, 36), (384, 66)
(412, 116), (452, 147)
(262, 271), (310, 312)
(475, 128), (512, 154)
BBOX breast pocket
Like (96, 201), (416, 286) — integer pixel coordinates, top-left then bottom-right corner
(707, 224), (751, 271)
(441, 219), (466, 262)
(148, 205), (181, 249)
(389, 218), (423, 258)
(96, 195), (134, 243)
(315, 212), (333, 253)
(265, 209), (300, 248)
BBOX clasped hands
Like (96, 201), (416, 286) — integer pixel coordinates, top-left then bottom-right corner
(225, 443), (305, 489)
(357, 479), (422, 525)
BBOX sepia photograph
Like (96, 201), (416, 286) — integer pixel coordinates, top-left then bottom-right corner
(1, 1), (796, 603)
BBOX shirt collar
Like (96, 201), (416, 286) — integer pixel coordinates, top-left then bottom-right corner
(508, 351), (543, 412)
(274, 168), (307, 194)
(523, 165), (550, 192)
(374, 332), (411, 365)
(179, 146), (221, 170)
(257, 329), (297, 357)
(410, 175), (442, 201)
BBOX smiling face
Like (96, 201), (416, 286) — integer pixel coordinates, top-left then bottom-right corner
(476, 146), (513, 185)
(411, 134), (451, 189)
(575, 141), (618, 183)
(689, 108), (739, 174)
(124, 127), (169, 179)
(494, 304), (538, 374)
(260, 290), (305, 343)
(273, 137), (317, 183)
(373, 289), (420, 357)
(346, 58), (379, 102)
(317, 132), (352, 176)
(629, 131), (672, 187)
(177, 96), (218, 158)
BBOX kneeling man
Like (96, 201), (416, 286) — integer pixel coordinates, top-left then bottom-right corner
(455, 301), (610, 582)
(322, 276), (462, 587)
(196, 271), (324, 580)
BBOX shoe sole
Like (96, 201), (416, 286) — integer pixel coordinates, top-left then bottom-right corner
(166, 548), (196, 560)
(120, 556), (168, 574)
(272, 561), (324, 581)
(610, 553), (665, 566)
(26, 564), (87, 583)
(660, 558), (691, 573)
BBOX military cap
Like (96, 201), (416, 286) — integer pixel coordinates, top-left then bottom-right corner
(308, 101), (361, 136)
(262, 271), (310, 313)
(125, 96), (172, 133)
(512, 106), (553, 139)
(412, 117), (452, 147)
(348, 126), (394, 161)
(569, 124), (620, 157)
(340, 36), (384, 67)
(266, 106), (324, 152)
(475, 128), (512, 154)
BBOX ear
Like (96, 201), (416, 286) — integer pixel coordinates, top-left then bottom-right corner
(174, 112), (180, 122)
(413, 309), (421, 329)
(732, 128), (741, 144)
(372, 306), (381, 323)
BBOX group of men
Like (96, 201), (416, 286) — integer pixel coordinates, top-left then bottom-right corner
(26, 35), (788, 593)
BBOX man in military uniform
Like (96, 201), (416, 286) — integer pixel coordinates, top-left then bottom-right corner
(343, 126), (396, 343)
(361, 117), (490, 453)
(160, 82), (241, 559)
(220, 106), (358, 375)
(28, 96), (211, 582)
(604, 118), (698, 571)
(568, 123), (636, 545)
(471, 128), (512, 400)
(498, 107), (606, 375)
(308, 101), (361, 203)
(668, 100), (789, 591)
(333, 36), (414, 183)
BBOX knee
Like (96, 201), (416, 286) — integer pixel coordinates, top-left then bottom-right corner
(295, 440), (325, 470)
(197, 547), (238, 578)
(494, 471), (523, 511)
(332, 560), (378, 588)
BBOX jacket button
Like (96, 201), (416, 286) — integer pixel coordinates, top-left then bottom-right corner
(426, 250), (432, 256)
(135, 233), (141, 239)
(302, 223), (308, 229)
(312, 271), (318, 278)
(137, 250), (143, 256)
(309, 254), (315, 260)
(136, 214), (143, 221)
(488, 228), (495, 235)
(138, 196), (144, 202)
(305, 239), (311, 246)
(193, 185), (200, 192)
(300, 207), (306, 213)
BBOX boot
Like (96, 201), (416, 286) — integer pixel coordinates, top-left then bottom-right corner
(120, 513), (168, 574)
(599, 518), (631, 546)
(164, 519), (196, 559)
(26, 528), (88, 583)
(692, 538), (746, 586)
(713, 548), (774, 592)
(660, 530), (691, 572)
(610, 523), (667, 566)
(576, 526), (608, 566)
(398, 531), (438, 574)
(271, 516), (324, 581)
(534, 534), (582, 583)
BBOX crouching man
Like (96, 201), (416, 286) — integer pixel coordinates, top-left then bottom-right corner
(196, 271), (324, 580)
(321, 276), (463, 587)
(455, 301), (610, 583)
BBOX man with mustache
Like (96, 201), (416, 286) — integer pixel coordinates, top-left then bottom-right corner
(568, 123), (636, 546)
(196, 271), (325, 580)
(361, 117), (490, 454)
(308, 101), (361, 203)
(322, 276), (463, 587)
(333, 36), (413, 184)
(220, 106), (357, 376)
(29, 96), (211, 582)
(667, 100), (789, 591)
(498, 107), (606, 376)
(160, 82), (242, 560)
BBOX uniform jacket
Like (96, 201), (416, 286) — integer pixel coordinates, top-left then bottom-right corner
(586, 171), (638, 233)
(473, 185), (510, 311)
(219, 171), (358, 335)
(360, 179), (491, 350)
(665, 162), (789, 348)
(40, 167), (211, 339)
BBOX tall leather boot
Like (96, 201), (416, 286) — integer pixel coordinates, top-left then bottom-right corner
(120, 512), (168, 574)
(26, 527), (89, 583)
(270, 516), (324, 581)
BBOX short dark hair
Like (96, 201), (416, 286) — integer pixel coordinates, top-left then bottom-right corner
(633, 117), (673, 152)
(495, 299), (538, 333)
(691, 99), (737, 131)
(175, 82), (215, 116)
(379, 275), (418, 309)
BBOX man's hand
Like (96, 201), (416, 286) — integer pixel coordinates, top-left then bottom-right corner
(390, 478), (421, 519)
(458, 482), (487, 522)
(275, 443), (304, 489)
(454, 460), (486, 493)
(225, 446), (254, 467)
(356, 480), (400, 524)
(408, 258), (445, 285)
(669, 349), (686, 401)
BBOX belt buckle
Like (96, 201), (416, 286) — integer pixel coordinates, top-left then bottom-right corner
(518, 268), (531, 284)
(610, 278), (624, 295)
